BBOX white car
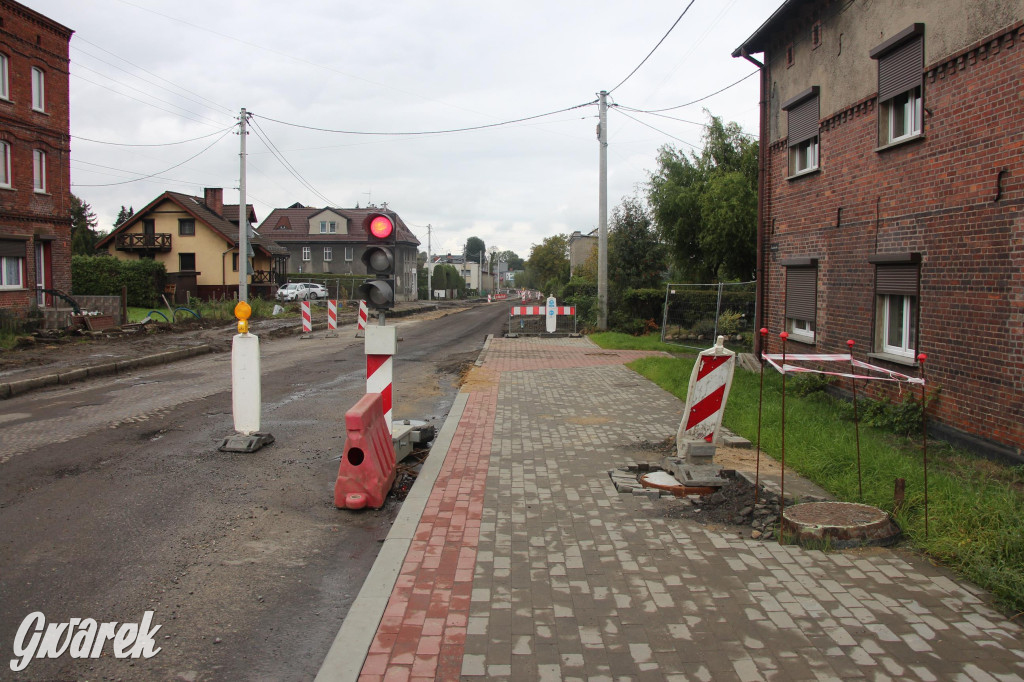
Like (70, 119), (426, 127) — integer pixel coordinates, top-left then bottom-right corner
(276, 282), (329, 302)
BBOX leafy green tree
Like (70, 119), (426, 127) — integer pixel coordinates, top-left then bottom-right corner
(464, 236), (486, 263)
(497, 249), (524, 271)
(609, 195), (665, 289)
(647, 113), (757, 281)
(524, 234), (569, 294)
(114, 205), (134, 228)
(70, 194), (100, 255)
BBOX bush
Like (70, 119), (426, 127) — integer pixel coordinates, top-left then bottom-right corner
(71, 255), (165, 308)
(619, 288), (663, 322)
(788, 372), (834, 397)
(861, 393), (935, 437)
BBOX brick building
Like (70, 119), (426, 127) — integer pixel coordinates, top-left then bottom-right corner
(0, 0), (72, 323)
(733, 1), (1022, 458)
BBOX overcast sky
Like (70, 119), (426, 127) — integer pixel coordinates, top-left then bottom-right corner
(35, 0), (776, 259)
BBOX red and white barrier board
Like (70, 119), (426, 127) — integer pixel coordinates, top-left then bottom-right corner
(356, 300), (368, 337)
(327, 299), (338, 333)
(510, 306), (575, 316)
(677, 336), (736, 446)
(301, 300), (312, 337)
(364, 325), (396, 434)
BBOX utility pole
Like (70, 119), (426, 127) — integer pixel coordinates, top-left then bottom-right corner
(239, 107), (248, 303)
(426, 224), (432, 301)
(597, 90), (608, 330)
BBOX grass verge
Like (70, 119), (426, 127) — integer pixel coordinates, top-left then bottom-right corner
(588, 332), (691, 354)
(620, 352), (1024, 617)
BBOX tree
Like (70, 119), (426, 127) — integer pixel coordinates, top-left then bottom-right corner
(70, 194), (100, 255)
(497, 249), (524, 272)
(464, 236), (486, 263)
(524, 234), (569, 293)
(647, 113), (758, 282)
(114, 205), (134, 228)
(609, 195), (665, 290)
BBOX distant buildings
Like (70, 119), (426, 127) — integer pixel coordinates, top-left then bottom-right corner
(568, 230), (596, 278)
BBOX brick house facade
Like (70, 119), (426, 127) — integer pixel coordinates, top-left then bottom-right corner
(734, 1), (1022, 458)
(0, 0), (72, 322)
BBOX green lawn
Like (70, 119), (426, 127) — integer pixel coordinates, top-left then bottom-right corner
(596, 339), (1024, 616)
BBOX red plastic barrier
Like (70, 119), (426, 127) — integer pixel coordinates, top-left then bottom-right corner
(334, 393), (396, 510)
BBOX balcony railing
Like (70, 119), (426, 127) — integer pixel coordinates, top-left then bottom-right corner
(251, 269), (273, 284)
(116, 233), (172, 251)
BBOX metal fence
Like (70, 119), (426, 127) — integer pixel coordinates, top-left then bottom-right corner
(504, 306), (579, 336)
(660, 281), (757, 353)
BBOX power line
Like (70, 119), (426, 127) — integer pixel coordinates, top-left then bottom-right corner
(251, 100), (598, 137)
(613, 105), (758, 139)
(73, 127), (234, 187)
(71, 73), (227, 129)
(73, 35), (233, 115)
(73, 129), (234, 147)
(607, 0), (697, 95)
(620, 70), (758, 113)
(248, 117), (340, 207)
(610, 107), (698, 150)
(72, 62), (229, 127)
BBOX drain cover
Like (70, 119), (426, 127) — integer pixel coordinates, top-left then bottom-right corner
(782, 502), (901, 548)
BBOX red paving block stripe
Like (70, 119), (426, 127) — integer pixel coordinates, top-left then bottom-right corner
(359, 385), (497, 679)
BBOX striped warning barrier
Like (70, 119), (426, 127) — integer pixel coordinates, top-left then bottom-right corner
(326, 299), (339, 337)
(509, 306), (575, 316)
(355, 300), (368, 338)
(364, 326), (396, 434)
(677, 336), (736, 446)
(507, 302), (577, 336)
(301, 300), (312, 338)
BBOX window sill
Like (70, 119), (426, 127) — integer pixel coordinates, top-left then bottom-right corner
(0, 285), (26, 291)
(33, 189), (49, 195)
(786, 167), (820, 181)
(867, 351), (918, 368)
(31, 107), (48, 116)
(0, 185), (13, 191)
(875, 133), (924, 153)
(787, 333), (816, 346)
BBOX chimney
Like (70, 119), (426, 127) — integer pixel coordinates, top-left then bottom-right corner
(204, 188), (224, 216)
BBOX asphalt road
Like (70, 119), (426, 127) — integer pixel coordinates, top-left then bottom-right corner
(0, 302), (510, 681)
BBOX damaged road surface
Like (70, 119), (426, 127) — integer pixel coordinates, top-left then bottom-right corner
(0, 303), (510, 682)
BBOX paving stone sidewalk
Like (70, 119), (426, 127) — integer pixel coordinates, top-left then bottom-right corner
(347, 337), (1024, 681)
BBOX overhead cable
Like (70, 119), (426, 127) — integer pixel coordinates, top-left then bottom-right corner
(73, 129), (235, 147)
(72, 127), (234, 187)
(251, 100), (598, 137)
(620, 71), (758, 113)
(607, 0), (697, 95)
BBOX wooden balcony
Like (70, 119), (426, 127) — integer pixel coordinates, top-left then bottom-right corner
(252, 269), (273, 284)
(116, 233), (172, 251)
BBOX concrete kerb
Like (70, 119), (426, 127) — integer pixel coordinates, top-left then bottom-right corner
(315, 391), (471, 682)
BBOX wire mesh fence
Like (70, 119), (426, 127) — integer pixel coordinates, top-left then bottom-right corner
(504, 307), (579, 336)
(660, 281), (757, 353)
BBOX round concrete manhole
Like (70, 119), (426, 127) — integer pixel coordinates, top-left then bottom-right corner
(781, 501), (901, 549)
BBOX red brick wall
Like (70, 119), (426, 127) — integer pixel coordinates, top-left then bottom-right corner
(761, 24), (1023, 455)
(0, 0), (72, 316)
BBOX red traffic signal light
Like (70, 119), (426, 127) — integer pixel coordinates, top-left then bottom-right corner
(368, 214), (394, 240)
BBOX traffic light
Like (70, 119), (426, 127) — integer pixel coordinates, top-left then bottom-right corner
(357, 212), (397, 310)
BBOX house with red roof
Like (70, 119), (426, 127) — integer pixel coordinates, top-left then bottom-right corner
(96, 188), (288, 302)
(258, 203), (421, 302)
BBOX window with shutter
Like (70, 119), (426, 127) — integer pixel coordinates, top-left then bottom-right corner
(871, 24), (924, 147)
(784, 261), (818, 343)
(782, 87), (820, 177)
(870, 255), (920, 358)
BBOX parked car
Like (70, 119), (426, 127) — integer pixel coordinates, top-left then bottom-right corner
(276, 282), (329, 302)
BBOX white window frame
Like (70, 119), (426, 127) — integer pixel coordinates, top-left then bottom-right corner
(344, 246), (354, 262)
(1, 254), (24, 288)
(319, 221), (327, 234)
(0, 141), (10, 188)
(32, 149), (45, 193)
(879, 294), (916, 357)
(323, 246), (332, 262)
(883, 86), (922, 145)
(329, 221), (337, 233)
(789, 137), (818, 176)
(787, 317), (816, 344)
(301, 246), (311, 262)
(0, 54), (9, 100)
(31, 67), (44, 112)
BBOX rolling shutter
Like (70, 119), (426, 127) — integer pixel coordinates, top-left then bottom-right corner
(875, 264), (918, 295)
(785, 267), (817, 322)
(787, 96), (819, 146)
(0, 239), (27, 258)
(871, 25), (924, 102)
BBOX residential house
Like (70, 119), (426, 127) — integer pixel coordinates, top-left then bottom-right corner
(0, 0), (72, 323)
(259, 203), (420, 302)
(733, 1), (1022, 458)
(429, 254), (494, 295)
(96, 188), (288, 302)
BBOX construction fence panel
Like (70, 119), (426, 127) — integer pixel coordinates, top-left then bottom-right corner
(660, 281), (757, 353)
(505, 306), (578, 336)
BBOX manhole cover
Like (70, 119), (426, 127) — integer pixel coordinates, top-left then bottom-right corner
(782, 501), (901, 549)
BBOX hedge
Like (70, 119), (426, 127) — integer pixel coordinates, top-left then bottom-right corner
(71, 255), (165, 308)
